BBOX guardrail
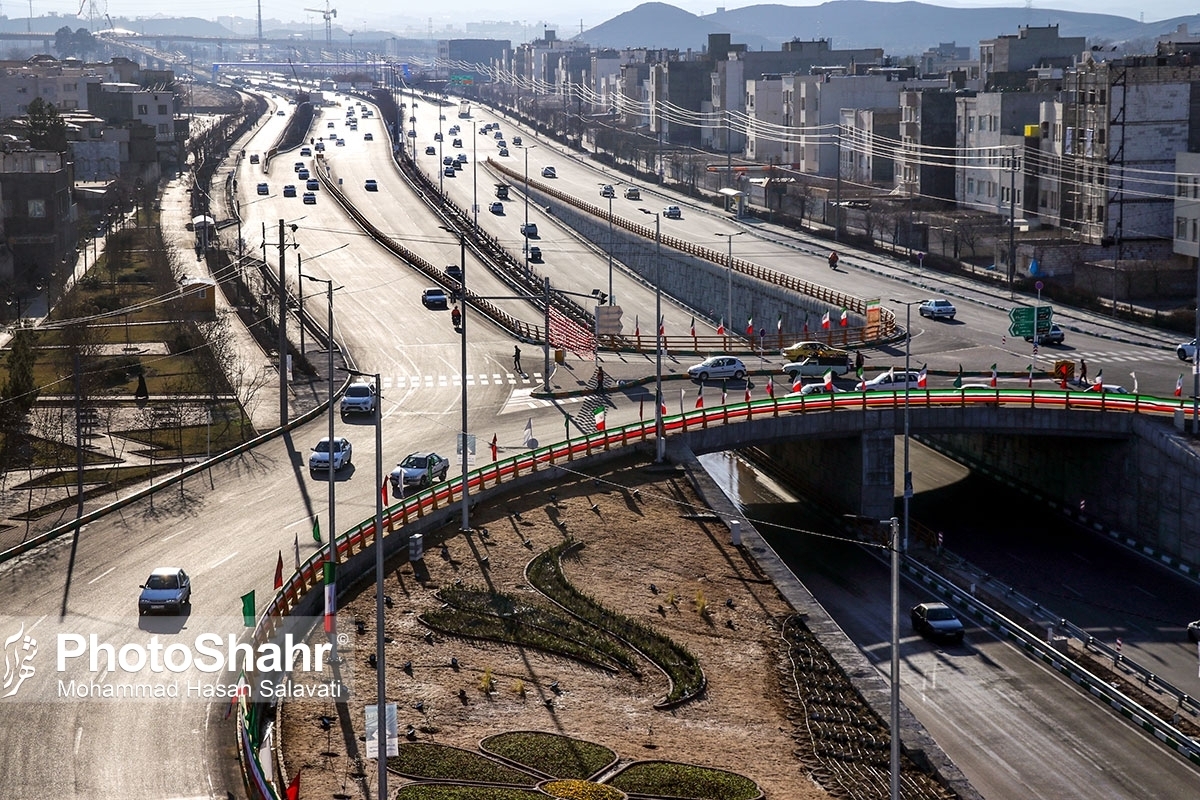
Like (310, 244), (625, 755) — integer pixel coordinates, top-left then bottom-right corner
(235, 385), (1189, 797)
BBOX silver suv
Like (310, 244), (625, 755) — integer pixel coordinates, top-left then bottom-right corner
(340, 382), (377, 415)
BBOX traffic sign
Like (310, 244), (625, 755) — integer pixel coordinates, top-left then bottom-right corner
(1008, 305), (1053, 337)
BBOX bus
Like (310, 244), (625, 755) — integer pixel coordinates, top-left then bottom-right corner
(190, 215), (216, 251)
(458, 100), (470, 118)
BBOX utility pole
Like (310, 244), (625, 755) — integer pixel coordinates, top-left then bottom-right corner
(278, 220), (289, 425)
(1008, 147), (1018, 300)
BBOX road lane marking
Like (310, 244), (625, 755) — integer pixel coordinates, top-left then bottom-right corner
(87, 567), (116, 585)
(209, 552), (238, 570)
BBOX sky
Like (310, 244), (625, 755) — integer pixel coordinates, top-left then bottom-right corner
(29, 0), (1180, 35)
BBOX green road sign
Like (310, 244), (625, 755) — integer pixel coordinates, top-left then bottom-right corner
(1008, 306), (1053, 337)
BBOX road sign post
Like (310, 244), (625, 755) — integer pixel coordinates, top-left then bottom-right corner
(1008, 306), (1053, 338)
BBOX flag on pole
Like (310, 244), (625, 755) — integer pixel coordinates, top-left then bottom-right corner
(721, 381), (728, 405)
(1092, 369), (1104, 392)
(823, 369), (834, 390)
(689, 316), (696, 338)
(917, 364), (927, 389)
(594, 407), (606, 430)
(777, 313), (783, 333)
(523, 417), (535, 448)
(634, 315), (640, 337)
(953, 364), (963, 389)
(821, 311), (831, 330)
(745, 384), (752, 403)
(323, 561), (336, 634)
(716, 318), (726, 336)
(839, 307), (849, 327)
(803, 318), (809, 335)
(1026, 364), (1033, 388)
(658, 315), (665, 337)
(312, 516), (321, 543)
(285, 768), (302, 800)
(294, 532), (300, 571)
(659, 391), (668, 416)
(765, 376), (774, 398)
(490, 433), (498, 460)
(380, 479), (388, 508)
(695, 387), (704, 409)
(1177, 374), (1184, 397)
(856, 364), (864, 380)
(746, 315), (754, 336)
(241, 590), (255, 628)
(679, 387), (685, 414)
(274, 551), (283, 590)
(792, 374), (803, 393)
(989, 363), (998, 388)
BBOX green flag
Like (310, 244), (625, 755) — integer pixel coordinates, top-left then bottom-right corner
(953, 364), (963, 389)
(241, 590), (255, 627)
(312, 516), (321, 543)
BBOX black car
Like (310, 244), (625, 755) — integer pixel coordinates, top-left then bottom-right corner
(445, 265), (463, 282)
(911, 602), (965, 643)
(421, 288), (448, 308)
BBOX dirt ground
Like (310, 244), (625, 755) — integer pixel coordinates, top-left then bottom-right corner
(278, 454), (833, 799)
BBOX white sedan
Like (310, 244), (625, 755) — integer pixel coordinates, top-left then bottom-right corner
(687, 356), (747, 382)
(855, 370), (923, 391)
(918, 298), (956, 320)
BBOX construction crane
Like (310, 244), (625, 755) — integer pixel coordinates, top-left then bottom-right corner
(303, 0), (336, 48)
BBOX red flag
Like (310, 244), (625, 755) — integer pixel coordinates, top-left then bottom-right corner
(803, 319), (809, 335)
(634, 315), (640, 337)
(746, 315), (754, 336)
(380, 480), (388, 507)
(839, 308), (849, 327)
(989, 363), (998, 388)
(821, 311), (831, 330)
(490, 433), (498, 460)
(765, 377), (774, 398)
(716, 318), (726, 335)
(695, 388), (704, 409)
(1091, 369), (1103, 392)
(286, 768), (302, 800)
(823, 369), (834, 390)
(274, 550), (283, 590)
(744, 384), (752, 403)
(658, 316), (665, 337)
(659, 393), (667, 416)
(1060, 372), (1068, 390)
(1176, 374), (1184, 397)
(689, 316), (696, 338)
(917, 364), (927, 389)
(792, 375), (803, 392)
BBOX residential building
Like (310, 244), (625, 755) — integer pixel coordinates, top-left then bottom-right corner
(897, 88), (957, 201)
(979, 25), (1084, 89)
(745, 74), (785, 163)
(0, 147), (75, 288)
(956, 89), (1049, 217)
(1173, 153), (1200, 263)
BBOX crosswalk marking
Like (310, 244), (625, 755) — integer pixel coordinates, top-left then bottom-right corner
(380, 372), (542, 390)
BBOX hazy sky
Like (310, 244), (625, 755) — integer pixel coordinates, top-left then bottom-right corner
(34, 0), (1179, 34)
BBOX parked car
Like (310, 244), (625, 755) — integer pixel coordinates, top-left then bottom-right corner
(918, 298), (956, 320)
(282, 184), (297, 197)
(309, 436), (352, 472)
(623, 186), (641, 200)
(541, 166), (557, 178)
(781, 341), (850, 361)
(687, 356), (747, 382)
(782, 356), (851, 380)
(528, 246), (543, 262)
(390, 452), (450, 490)
(340, 381), (377, 416)
(911, 601), (965, 643)
(364, 179), (378, 191)
(302, 192), (317, 204)
(1025, 324), (1064, 345)
(489, 201), (504, 214)
(421, 288), (449, 308)
(600, 184), (615, 198)
(1177, 338), (1197, 362)
(138, 567), (191, 615)
(856, 370), (922, 391)
(521, 223), (538, 238)
(256, 182), (269, 195)
(663, 205), (682, 219)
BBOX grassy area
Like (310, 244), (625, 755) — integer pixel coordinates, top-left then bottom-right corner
(481, 732), (615, 781)
(388, 742), (538, 785)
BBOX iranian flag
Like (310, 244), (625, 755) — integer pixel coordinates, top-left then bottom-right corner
(634, 315), (640, 337)
(823, 369), (834, 390)
(716, 318), (726, 336)
(323, 561), (336, 634)
(917, 364), (927, 389)
(839, 307), (849, 327)
(821, 311), (831, 330)
(695, 388), (704, 409)
(721, 382), (728, 405)
(765, 376), (775, 398)
(659, 392), (668, 416)
(658, 316), (665, 337)
(593, 407), (606, 430)
(791, 374), (803, 393)
(1091, 369), (1104, 392)
(689, 316), (696, 338)
(777, 313), (783, 333)
(953, 364), (963, 389)
(745, 384), (752, 403)
(746, 315), (754, 336)
(1177, 374), (1184, 397)
(989, 363), (998, 388)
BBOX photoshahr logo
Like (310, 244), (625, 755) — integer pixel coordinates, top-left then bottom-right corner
(2, 623), (38, 697)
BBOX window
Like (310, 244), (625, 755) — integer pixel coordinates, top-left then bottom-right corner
(1179, 217), (1189, 239)
(27, 198), (45, 218)
(137, 104), (148, 115)
(158, 123), (168, 135)
(157, 104), (168, 115)
(967, 177), (975, 195)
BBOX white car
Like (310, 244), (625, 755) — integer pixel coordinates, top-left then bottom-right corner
(855, 370), (922, 391)
(1177, 339), (1197, 362)
(600, 184), (615, 198)
(309, 437), (352, 472)
(663, 205), (682, 219)
(782, 357), (851, 380)
(918, 298), (956, 320)
(541, 166), (557, 178)
(785, 382), (845, 398)
(340, 381), (377, 415)
(687, 356), (747, 382)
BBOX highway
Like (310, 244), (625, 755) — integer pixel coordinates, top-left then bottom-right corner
(2, 85), (1199, 799)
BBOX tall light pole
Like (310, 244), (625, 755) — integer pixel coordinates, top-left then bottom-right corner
(277, 220), (298, 426)
(343, 366), (386, 800)
(441, 225), (471, 532)
(301, 272), (338, 587)
(521, 143), (537, 274)
(889, 298), (920, 554)
(715, 231), (744, 338)
(437, 101), (445, 196)
(471, 119), (478, 230)
(599, 183), (616, 305)
(641, 208), (665, 463)
(887, 515), (900, 800)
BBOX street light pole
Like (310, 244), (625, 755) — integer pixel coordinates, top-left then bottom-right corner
(442, 226), (471, 532)
(715, 231), (744, 339)
(889, 298), (920, 554)
(301, 273), (337, 586)
(641, 209), (665, 463)
(888, 515), (900, 800)
(522, 144), (536, 274)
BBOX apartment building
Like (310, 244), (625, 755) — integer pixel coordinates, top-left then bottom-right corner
(979, 25), (1084, 89)
(956, 89), (1049, 217)
(897, 89), (957, 202)
(1176, 152), (1200, 263)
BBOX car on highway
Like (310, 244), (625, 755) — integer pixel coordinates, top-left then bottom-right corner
(521, 223), (538, 238)
(456, 153), (467, 164)
(294, 161), (305, 172)
(781, 341), (850, 361)
(663, 205), (682, 219)
(434, 132), (442, 141)
(1024, 324), (1064, 345)
(443, 156), (454, 166)
(528, 246), (543, 262)
(541, 166), (557, 178)
(309, 436), (352, 472)
(425, 146), (437, 155)
(365, 179), (378, 191)
(512, 135), (523, 145)
(364, 132), (373, 141)
(335, 138), (345, 146)
(1189, 619), (1200, 643)
(489, 201), (504, 214)
(326, 121), (335, 129)
(782, 357), (851, 380)
(297, 168), (310, 180)
(1178, 339), (1197, 361)
(306, 179), (319, 191)
(911, 601), (965, 643)
(249, 153), (260, 164)
(314, 142), (325, 152)
(623, 186), (641, 200)
(283, 184), (297, 197)
(443, 166), (456, 177)
(340, 381), (377, 416)
(421, 288), (449, 308)
(784, 382), (846, 398)
(138, 567), (191, 616)
(256, 182), (269, 195)
(452, 138), (462, 147)
(302, 192), (317, 204)
(856, 370), (922, 391)
(494, 130), (504, 139)
(918, 298), (956, 320)
(687, 355), (747, 382)
(390, 452), (450, 490)
(277, 110), (286, 116)
(300, 147), (311, 156)
(498, 147), (509, 157)
(600, 185), (615, 198)
(445, 265), (462, 282)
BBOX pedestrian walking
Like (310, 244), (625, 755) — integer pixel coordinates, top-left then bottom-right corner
(1078, 358), (1087, 385)
(828, 250), (839, 270)
(854, 350), (865, 372)
(513, 345), (523, 373)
